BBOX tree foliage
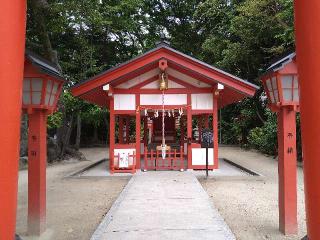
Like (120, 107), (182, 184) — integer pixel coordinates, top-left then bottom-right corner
(25, 0), (298, 159)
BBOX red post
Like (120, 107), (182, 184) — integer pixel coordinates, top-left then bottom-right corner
(135, 95), (141, 169)
(126, 116), (130, 143)
(277, 107), (297, 235)
(0, 1), (26, 239)
(187, 94), (192, 169)
(198, 115), (202, 144)
(204, 114), (209, 129)
(144, 116), (148, 146)
(119, 116), (123, 144)
(213, 96), (219, 169)
(295, 2), (320, 238)
(109, 97), (115, 172)
(28, 110), (48, 236)
(180, 116), (185, 146)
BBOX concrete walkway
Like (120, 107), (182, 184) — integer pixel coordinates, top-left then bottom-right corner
(91, 171), (235, 240)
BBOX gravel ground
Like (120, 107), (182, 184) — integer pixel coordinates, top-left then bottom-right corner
(200, 146), (307, 240)
(16, 147), (130, 240)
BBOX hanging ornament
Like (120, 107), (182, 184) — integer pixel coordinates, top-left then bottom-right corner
(168, 110), (171, 117)
(179, 108), (183, 116)
(161, 89), (166, 160)
(159, 72), (168, 91)
(172, 109), (175, 117)
(145, 109), (148, 116)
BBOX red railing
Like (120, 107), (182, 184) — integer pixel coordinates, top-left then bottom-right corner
(144, 148), (184, 171)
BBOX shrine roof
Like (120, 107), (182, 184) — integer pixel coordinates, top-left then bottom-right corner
(71, 42), (259, 108)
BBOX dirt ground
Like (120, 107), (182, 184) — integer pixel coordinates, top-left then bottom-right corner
(16, 148), (130, 240)
(16, 146), (307, 240)
(200, 146), (307, 240)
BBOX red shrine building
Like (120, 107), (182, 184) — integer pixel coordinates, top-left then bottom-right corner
(71, 42), (258, 173)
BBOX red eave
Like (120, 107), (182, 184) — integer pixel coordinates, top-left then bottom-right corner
(71, 45), (258, 107)
(71, 47), (257, 96)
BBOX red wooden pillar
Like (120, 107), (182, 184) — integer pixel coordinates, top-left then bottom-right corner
(28, 110), (47, 236)
(143, 116), (147, 145)
(109, 97), (115, 172)
(187, 94), (192, 169)
(0, 1), (26, 239)
(277, 107), (297, 235)
(213, 96), (219, 169)
(180, 116), (185, 146)
(126, 116), (130, 143)
(135, 95), (141, 169)
(119, 116), (123, 144)
(198, 115), (202, 143)
(204, 114), (209, 129)
(295, 2), (320, 238)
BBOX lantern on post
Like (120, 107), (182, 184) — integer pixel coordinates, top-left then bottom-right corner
(261, 53), (299, 235)
(23, 50), (65, 236)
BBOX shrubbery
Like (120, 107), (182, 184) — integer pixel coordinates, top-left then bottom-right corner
(248, 110), (277, 155)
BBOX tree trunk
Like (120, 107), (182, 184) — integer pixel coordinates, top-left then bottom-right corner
(92, 125), (99, 144)
(20, 114), (28, 156)
(29, 0), (61, 70)
(74, 113), (81, 150)
(58, 113), (74, 158)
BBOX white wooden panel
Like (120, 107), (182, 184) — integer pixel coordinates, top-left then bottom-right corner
(141, 79), (186, 89)
(192, 148), (214, 165)
(168, 80), (185, 88)
(191, 94), (213, 110)
(142, 80), (159, 89)
(114, 94), (135, 110)
(114, 148), (136, 166)
(116, 68), (160, 89)
(167, 68), (211, 88)
(140, 94), (187, 105)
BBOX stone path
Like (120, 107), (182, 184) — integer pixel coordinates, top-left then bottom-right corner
(91, 171), (235, 240)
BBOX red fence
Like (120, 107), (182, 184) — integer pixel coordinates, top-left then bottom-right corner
(144, 148), (184, 171)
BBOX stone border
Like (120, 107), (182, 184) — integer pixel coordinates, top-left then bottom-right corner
(222, 158), (261, 176)
(65, 159), (107, 178)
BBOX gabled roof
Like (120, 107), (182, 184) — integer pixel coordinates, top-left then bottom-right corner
(267, 52), (296, 73)
(25, 50), (65, 81)
(71, 42), (259, 108)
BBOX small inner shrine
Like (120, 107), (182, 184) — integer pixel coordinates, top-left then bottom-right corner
(71, 42), (258, 173)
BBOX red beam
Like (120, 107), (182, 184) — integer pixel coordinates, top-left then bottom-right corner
(114, 88), (213, 94)
(192, 110), (214, 115)
(28, 111), (47, 236)
(295, 2), (320, 238)
(140, 105), (188, 110)
(114, 110), (136, 115)
(0, 1), (26, 240)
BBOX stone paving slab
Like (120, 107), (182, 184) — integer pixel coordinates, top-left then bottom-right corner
(91, 171), (235, 240)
